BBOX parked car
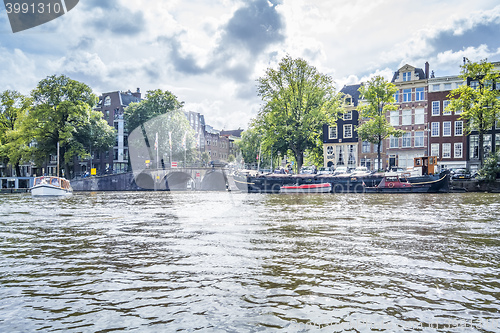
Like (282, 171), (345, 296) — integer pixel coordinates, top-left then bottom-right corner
(300, 166), (315, 174)
(318, 167), (334, 175)
(451, 169), (472, 180)
(333, 166), (349, 175)
(351, 166), (371, 176)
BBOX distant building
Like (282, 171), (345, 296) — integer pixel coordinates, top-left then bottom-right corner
(387, 63), (430, 170)
(90, 89), (142, 175)
(427, 75), (467, 170)
(323, 84), (361, 169)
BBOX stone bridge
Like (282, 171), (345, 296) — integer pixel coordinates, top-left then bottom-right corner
(71, 167), (229, 192)
(134, 167), (229, 191)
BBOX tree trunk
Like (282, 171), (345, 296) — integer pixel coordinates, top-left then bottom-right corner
(479, 131), (485, 168)
(295, 151), (304, 173)
(15, 162), (21, 177)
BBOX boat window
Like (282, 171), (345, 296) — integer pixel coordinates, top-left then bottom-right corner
(386, 177), (398, 182)
(51, 178), (60, 186)
(35, 178), (42, 185)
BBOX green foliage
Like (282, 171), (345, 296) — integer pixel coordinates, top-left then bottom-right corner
(477, 152), (500, 181)
(254, 55), (342, 171)
(447, 59), (500, 167)
(356, 76), (404, 171)
(128, 110), (197, 171)
(238, 126), (267, 168)
(124, 89), (184, 134)
(23, 74), (114, 177)
(0, 90), (32, 175)
(125, 90), (193, 170)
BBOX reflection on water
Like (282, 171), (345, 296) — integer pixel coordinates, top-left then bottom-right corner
(1, 192), (499, 332)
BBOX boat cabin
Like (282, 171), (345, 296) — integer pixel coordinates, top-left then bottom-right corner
(34, 176), (71, 190)
(414, 156), (438, 176)
(377, 173), (411, 189)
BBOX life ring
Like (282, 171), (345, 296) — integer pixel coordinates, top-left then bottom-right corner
(388, 182), (394, 188)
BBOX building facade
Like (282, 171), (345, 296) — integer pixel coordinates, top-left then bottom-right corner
(92, 89), (141, 175)
(323, 84), (361, 169)
(466, 61), (500, 171)
(427, 75), (467, 170)
(387, 63), (430, 170)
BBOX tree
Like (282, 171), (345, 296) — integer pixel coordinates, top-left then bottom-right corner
(447, 59), (500, 167)
(238, 126), (264, 169)
(356, 76), (404, 171)
(124, 89), (184, 134)
(255, 56), (342, 171)
(24, 75), (114, 177)
(0, 90), (31, 176)
(124, 89), (185, 165)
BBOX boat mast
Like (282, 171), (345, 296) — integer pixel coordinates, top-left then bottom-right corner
(57, 141), (60, 177)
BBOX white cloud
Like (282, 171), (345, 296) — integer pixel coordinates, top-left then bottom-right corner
(1, 0), (500, 130)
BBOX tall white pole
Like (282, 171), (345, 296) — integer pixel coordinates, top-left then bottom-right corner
(57, 141), (60, 177)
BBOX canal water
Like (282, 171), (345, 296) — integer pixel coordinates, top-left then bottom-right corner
(1, 192), (499, 332)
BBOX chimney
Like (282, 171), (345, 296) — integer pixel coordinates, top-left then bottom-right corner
(425, 62), (430, 79)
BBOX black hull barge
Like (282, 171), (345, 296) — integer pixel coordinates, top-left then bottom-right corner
(234, 171), (450, 194)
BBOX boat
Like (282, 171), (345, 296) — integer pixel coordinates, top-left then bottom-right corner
(280, 183), (331, 194)
(364, 171), (449, 193)
(31, 141), (73, 196)
(31, 176), (73, 196)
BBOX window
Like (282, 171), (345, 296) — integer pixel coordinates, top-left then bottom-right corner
(415, 87), (424, 101)
(390, 111), (399, 126)
(343, 124), (352, 138)
(414, 108), (424, 124)
(443, 100), (451, 114)
(402, 109), (412, 125)
(470, 135), (479, 159)
(403, 89), (412, 102)
(390, 135), (398, 148)
(443, 143), (451, 158)
(443, 121), (451, 136)
(402, 132), (411, 147)
(414, 131), (424, 147)
(343, 110), (352, 120)
(326, 146), (334, 156)
(432, 84), (440, 91)
(329, 126), (337, 139)
(470, 80), (479, 89)
(393, 91), (400, 103)
(432, 101), (440, 116)
(105, 110), (109, 120)
(454, 143), (463, 158)
(362, 141), (371, 153)
(444, 83), (452, 90)
(104, 96), (111, 106)
(455, 121), (463, 136)
(431, 122), (440, 137)
(403, 72), (411, 81)
(496, 134), (500, 154)
(431, 144), (439, 157)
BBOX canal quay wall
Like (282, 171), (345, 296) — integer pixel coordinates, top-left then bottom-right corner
(71, 173), (143, 191)
(451, 179), (500, 193)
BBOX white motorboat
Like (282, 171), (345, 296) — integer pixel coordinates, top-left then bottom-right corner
(31, 176), (73, 196)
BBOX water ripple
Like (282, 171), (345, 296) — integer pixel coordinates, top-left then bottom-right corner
(0, 192), (499, 332)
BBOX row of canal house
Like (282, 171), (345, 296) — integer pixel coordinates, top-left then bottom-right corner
(323, 61), (500, 172)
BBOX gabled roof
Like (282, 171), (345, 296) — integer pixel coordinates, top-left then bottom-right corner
(340, 84), (362, 107)
(391, 64), (427, 82)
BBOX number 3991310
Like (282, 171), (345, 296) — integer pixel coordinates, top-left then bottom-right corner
(5, 2), (64, 14)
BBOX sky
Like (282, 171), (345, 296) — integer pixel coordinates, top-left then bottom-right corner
(1, 0), (500, 131)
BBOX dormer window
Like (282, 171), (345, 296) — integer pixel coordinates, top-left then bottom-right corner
(403, 72), (412, 81)
(104, 96), (111, 106)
